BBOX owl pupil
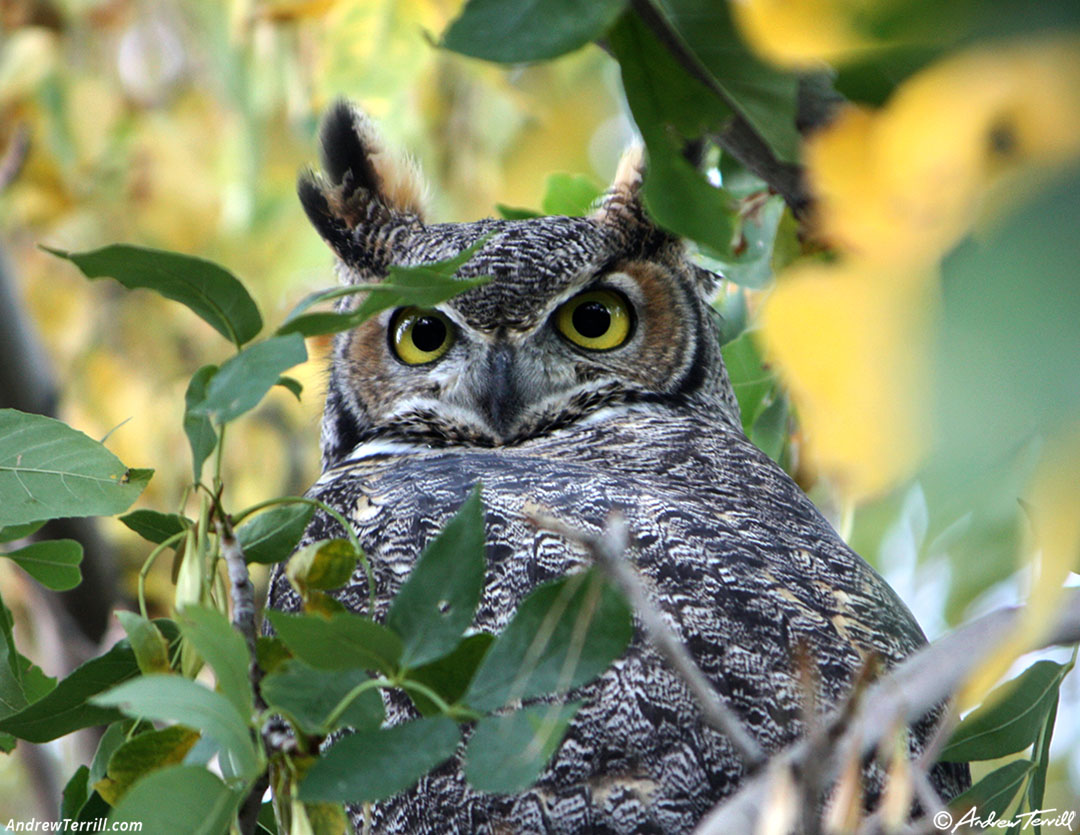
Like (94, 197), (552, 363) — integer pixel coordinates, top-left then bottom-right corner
(573, 302), (611, 338)
(412, 316), (447, 352)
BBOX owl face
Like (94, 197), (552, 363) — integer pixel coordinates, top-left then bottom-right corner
(299, 102), (739, 464)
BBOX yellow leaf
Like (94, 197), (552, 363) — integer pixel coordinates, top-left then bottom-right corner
(807, 35), (1080, 262)
(759, 259), (936, 501)
(729, 0), (879, 68)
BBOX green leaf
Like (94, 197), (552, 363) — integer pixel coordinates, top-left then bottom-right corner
(276, 375), (303, 401)
(109, 765), (240, 834)
(712, 285), (748, 346)
(465, 702), (580, 794)
(495, 204), (541, 220)
(0, 521), (45, 543)
(441, 0), (628, 62)
(405, 632), (494, 716)
(91, 674), (258, 780)
(183, 364), (218, 482)
(95, 725), (201, 805)
(1027, 692), (1059, 815)
(0, 409), (152, 527)
(89, 720), (134, 789)
(259, 659), (384, 736)
(706, 195), (787, 290)
(286, 539), (359, 594)
(649, 0), (800, 162)
(3, 539), (83, 590)
(930, 166), (1080, 526)
(189, 334), (307, 426)
(465, 568), (632, 712)
(949, 759), (1034, 817)
(255, 636), (291, 675)
(266, 610), (403, 676)
(299, 717), (460, 803)
(0, 621), (179, 742)
(388, 486), (486, 669)
(119, 510), (189, 545)
(44, 244), (262, 348)
(540, 173), (602, 216)
(115, 611), (171, 675)
(237, 503), (315, 565)
(0, 591), (55, 722)
(60, 764), (90, 820)
(607, 13), (737, 256)
(750, 391), (790, 466)
(720, 330), (779, 436)
(276, 238), (492, 338)
(177, 605), (253, 716)
(70, 791), (110, 826)
(941, 660), (1069, 762)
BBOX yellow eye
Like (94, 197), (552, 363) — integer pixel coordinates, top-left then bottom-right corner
(390, 307), (454, 365)
(554, 289), (633, 351)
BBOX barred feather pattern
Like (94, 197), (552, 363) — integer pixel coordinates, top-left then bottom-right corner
(267, 405), (969, 833)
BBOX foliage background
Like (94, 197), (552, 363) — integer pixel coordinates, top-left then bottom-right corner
(1, 0), (1078, 823)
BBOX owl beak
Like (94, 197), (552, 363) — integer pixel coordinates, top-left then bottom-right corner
(480, 343), (524, 440)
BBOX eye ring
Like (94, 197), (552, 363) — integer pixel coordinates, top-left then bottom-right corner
(389, 307), (455, 365)
(554, 288), (634, 351)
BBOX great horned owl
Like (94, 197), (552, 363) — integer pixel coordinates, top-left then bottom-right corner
(268, 101), (969, 833)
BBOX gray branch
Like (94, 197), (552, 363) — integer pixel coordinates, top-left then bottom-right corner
(694, 588), (1080, 833)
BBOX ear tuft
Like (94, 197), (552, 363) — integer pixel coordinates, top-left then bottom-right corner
(317, 99), (427, 218)
(298, 167), (352, 257)
(593, 144), (646, 224)
(320, 99), (381, 196)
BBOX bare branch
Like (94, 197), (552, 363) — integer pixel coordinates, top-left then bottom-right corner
(215, 516), (268, 835)
(525, 507), (766, 770)
(694, 588), (1080, 833)
(216, 517), (258, 663)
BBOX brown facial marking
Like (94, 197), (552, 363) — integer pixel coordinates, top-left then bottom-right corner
(618, 261), (689, 388)
(343, 317), (426, 421)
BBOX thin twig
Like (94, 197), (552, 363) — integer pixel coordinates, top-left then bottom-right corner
(525, 507), (766, 770)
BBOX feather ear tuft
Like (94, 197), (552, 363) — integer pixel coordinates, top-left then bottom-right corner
(298, 101), (427, 272)
(317, 101), (427, 217)
(593, 144), (646, 224)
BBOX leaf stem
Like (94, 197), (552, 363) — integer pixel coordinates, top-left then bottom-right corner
(137, 530), (188, 619)
(321, 676), (393, 730)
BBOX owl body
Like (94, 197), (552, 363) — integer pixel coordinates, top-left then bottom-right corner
(268, 102), (968, 833)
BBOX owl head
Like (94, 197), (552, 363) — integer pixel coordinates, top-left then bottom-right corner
(300, 101), (741, 467)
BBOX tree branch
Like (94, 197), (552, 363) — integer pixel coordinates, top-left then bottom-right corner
(693, 588), (1080, 833)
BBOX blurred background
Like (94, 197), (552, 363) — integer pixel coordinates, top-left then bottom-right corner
(1, 0), (1077, 822)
